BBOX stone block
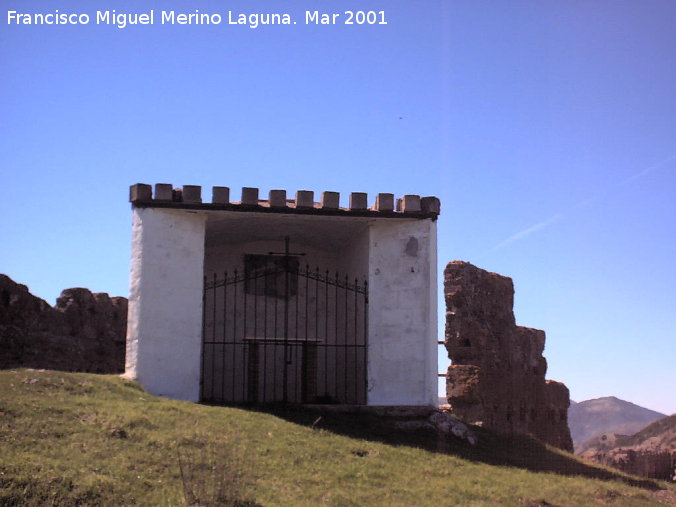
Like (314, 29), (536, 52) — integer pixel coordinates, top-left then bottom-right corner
(321, 191), (340, 209)
(129, 184), (152, 202)
(212, 186), (230, 204)
(374, 193), (394, 211)
(421, 196), (441, 214)
(182, 185), (202, 204)
(350, 192), (368, 210)
(269, 189), (287, 207)
(296, 190), (314, 208)
(241, 187), (259, 205)
(400, 195), (421, 213)
(154, 183), (173, 201)
(172, 188), (183, 202)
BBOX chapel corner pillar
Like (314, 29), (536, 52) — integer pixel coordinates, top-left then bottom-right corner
(425, 218), (439, 406)
(366, 218), (438, 406)
(125, 206), (207, 401)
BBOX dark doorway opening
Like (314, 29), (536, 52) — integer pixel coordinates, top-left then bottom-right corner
(201, 239), (368, 405)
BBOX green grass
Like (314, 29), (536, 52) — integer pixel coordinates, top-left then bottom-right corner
(0, 369), (673, 506)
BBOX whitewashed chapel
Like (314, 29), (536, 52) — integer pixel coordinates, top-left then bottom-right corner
(125, 183), (440, 406)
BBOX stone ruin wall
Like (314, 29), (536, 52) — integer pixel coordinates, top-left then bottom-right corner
(0, 274), (127, 373)
(586, 449), (674, 481)
(444, 261), (573, 451)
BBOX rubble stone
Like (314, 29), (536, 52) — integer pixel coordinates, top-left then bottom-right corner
(0, 274), (127, 373)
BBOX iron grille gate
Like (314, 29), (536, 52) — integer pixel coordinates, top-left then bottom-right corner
(201, 262), (368, 405)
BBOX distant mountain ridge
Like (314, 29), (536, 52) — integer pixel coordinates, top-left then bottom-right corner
(568, 396), (666, 452)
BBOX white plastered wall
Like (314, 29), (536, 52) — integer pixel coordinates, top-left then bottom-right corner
(125, 207), (437, 406)
(125, 207), (207, 401)
(366, 218), (437, 406)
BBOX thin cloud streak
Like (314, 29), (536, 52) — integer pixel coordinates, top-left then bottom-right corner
(620, 153), (676, 186)
(491, 214), (563, 251)
(489, 153), (676, 252)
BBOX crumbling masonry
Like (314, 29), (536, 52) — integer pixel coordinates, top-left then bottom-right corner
(0, 274), (127, 373)
(444, 261), (573, 451)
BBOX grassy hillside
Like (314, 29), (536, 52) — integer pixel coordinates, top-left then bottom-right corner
(1, 370), (674, 506)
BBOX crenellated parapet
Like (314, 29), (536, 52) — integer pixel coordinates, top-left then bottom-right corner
(129, 183), (441, 218)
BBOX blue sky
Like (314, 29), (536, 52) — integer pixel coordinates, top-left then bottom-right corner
(2, 0), (674, 414)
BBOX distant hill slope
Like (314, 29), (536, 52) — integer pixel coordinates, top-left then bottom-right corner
(578, 414), (676, 455)
(578, 414), (675, 480)
(569, 397), (666, 452)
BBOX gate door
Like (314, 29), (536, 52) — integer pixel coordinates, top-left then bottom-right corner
(201, 253), (368, 405)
